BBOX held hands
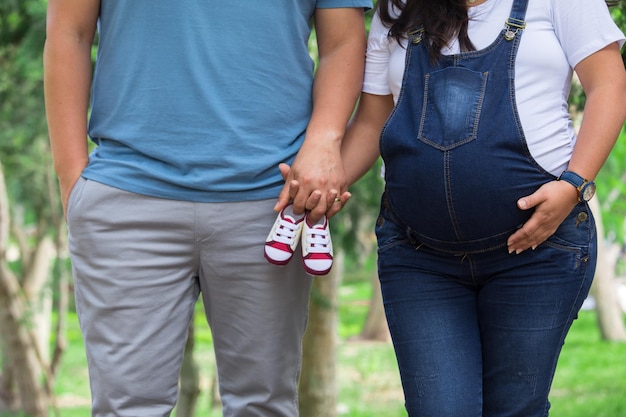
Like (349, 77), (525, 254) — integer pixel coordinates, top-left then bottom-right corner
(506, 180), (579, 254)
(275, 163), (351, 222)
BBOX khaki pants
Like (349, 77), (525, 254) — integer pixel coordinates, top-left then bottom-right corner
(67, 178), (312, 417)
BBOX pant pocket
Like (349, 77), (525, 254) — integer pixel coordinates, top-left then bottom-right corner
(66, 176), (88, 223)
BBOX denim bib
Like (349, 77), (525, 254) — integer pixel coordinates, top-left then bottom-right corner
(380, 0), (554, 252)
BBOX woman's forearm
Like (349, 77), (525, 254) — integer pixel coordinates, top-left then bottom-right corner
(567, 42), (626, 180)
(342, 92), (395, 186)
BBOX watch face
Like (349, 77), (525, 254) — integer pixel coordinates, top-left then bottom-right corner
(581, 182), (596, 201)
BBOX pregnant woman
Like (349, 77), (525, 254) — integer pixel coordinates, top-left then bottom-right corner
(339, 0), (626, 415)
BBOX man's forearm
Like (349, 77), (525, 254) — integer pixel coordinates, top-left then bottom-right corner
(43, 32), (93, 182)
(306, 8), (366, 144)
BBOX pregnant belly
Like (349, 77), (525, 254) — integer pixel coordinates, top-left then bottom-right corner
(383, 151), (550, 249)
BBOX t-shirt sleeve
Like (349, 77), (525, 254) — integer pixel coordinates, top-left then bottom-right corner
(363, 10), (394, 95)
(552, 0), (625, 69)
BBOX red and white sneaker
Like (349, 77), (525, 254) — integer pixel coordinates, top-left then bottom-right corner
(264, 204), (305, 266)
(302, 213), (333, 276)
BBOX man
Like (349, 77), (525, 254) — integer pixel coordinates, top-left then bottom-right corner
(43, 1), (370, 415)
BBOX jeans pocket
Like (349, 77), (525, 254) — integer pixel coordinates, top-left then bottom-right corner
(544, 205), (595, 250)
(376, 198), (409, 253)
(418, 67), (488, 150)
(542, 204), (596, 270)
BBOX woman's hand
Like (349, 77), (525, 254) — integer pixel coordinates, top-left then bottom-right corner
(506, 180), (579, 254)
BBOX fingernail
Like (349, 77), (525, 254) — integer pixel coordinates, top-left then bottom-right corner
(532, 245), (537, 250)
(518, 199), (527, 209)
(516, 249), (523, 254)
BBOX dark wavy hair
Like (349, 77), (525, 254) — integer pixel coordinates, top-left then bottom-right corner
(378, 0), (621, 61)
(378, 0), (476, 63)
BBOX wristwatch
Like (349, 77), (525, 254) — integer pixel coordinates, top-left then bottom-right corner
(558, 170), (596, 202)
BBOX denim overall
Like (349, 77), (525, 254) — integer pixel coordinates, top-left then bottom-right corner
(375, 0), (597, 415)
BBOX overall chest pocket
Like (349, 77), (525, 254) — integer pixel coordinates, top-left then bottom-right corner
(418, 67), (489, 151)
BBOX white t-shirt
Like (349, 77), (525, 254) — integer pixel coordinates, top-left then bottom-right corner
(364, 0), (625, 175)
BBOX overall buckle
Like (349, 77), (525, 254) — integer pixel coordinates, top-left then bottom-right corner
(504, 18), (526, 41)
(408, 27), (425, 44)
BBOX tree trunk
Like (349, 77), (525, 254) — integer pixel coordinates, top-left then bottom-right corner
(176, 321), (200, 417)
(0, 162), (51, 417)
(209, 371), (221, 410)
(50, 230), (70, 376)
(298, 254), (342, 417)
(358, 271), (391, 342)
(589, 197), (626, 341)
(0, 278), (49, 417)
(22, 236), (56, 363)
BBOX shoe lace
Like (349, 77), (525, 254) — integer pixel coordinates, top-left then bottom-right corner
(273, 218), (300, 245)
(305, 226), (331, 254)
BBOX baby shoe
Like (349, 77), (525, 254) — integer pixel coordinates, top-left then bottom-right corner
(301, 213), (333, 275)
(264, 204), (305, 265)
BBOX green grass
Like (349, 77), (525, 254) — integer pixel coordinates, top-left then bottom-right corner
(549, 312), (626, 417)
(51, 279), (626, 417)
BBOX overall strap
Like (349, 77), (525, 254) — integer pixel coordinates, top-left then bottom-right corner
(408, 26), (424, 45)
(505, 0), (529, 41)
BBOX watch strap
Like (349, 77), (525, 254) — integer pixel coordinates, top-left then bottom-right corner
(558, 170), (585, 189)
(558, 170), (594, 202)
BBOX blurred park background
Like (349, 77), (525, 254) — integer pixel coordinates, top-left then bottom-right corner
(1, 1), (626, 416)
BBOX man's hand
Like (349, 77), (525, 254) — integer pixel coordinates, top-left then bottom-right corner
(275, 163), (351, 221)
(58, 169), (86, 218)
(272, 7), (365, 223)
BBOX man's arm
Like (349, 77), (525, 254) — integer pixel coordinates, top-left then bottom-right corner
(274, 7), (367, 222)
(43, 0), (100, 215)
(278, 91), (394, 218)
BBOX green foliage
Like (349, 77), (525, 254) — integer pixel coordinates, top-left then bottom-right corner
(608, 2), (626, 64)
(0, 0), (59, 227)
(331, 160), (384, 265)
(550, 311), (626, 417)
(597, 129), (626, 244)
(338, 269), (375, 338)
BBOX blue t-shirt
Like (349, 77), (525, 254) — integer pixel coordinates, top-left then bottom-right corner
(84, 0), (371, 202)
